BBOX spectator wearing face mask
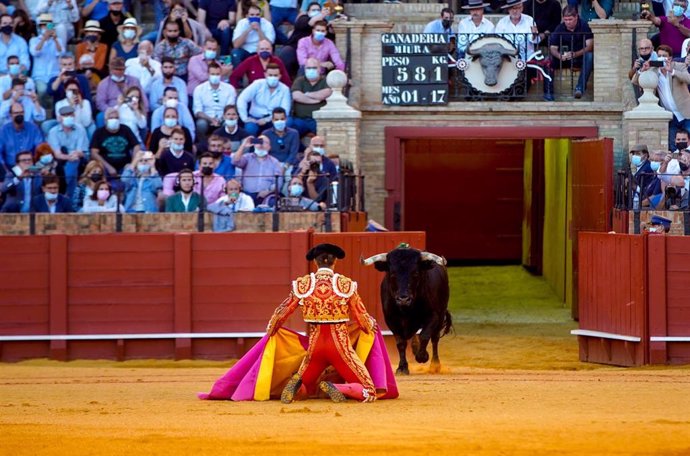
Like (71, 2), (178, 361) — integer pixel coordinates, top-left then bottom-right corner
(149, 86), (196, 139)
(0, 102), (44, 170)
(0, 149), (42, 213)
(232, 135), (283, 204)
(31, 174), (75, 213)
(165, 168), (204, 212)
(36, 0), (79, 51)
(76, 20), (108, 74)
(125, 40), (161, 93)
(629, 38), (658, 81)
(212, 104), (249, 153)
(298, 135), (337, 180)
(629, 144), (654, 204)
(156, 126), (195, 177)
(423, 7), (455, 38)
(229, 39), (291, 89)
(208, 177), (255, 212)
(99, 0), (129, 49)
(640, 150), (667, 208)
(0, 13), (30, 74)
(289, 56), (330, 137)
(0, 78), (46, 125)
(109, 17), (141, 62)
(29, 14), (61, 104)
(231, 3), (276, 67)
(192, 151), (226, 203)
(187, 37), (228, 94)
(90, 107), (141, 177)
(2, 55), (36, 101)
(263, 106), (299, 167)
(121, 150), (163, 213)
(47, 105), (89, 198)
(277, 2), (329, 78)
(95, 56), (148, 117)
(148, 56), (188, 113)
(284, 175), (324, 211)
(149, 106), (194, 157)
(72, 159), (107, 211)
(153, 17), (203, 81)
(192, 61), (237, 140)
(642, 0), (690, 57)
(236, 62), (291, 136)
(81, 179), (123, 212)
(296, 20), (344, 74)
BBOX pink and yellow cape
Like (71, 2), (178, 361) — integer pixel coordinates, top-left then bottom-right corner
(198, 327), (399, 401)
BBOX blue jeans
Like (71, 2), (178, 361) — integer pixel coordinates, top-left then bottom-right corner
(211, 26), (232, 56)
(244, 120), (273, 136)
(270, 6), (299, 45)
(231, 48), (252, 68)
(576, 51), (594, 94)
(287, 116), (317, 136)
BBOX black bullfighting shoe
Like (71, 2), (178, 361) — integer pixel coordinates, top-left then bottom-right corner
(281, 374), (302, 404)
(319, 381), (347, 403)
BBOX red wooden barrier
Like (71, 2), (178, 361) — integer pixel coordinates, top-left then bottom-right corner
(0, 231), (424, 361)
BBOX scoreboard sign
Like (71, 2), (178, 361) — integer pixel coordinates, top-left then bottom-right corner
(381, 33), (449, 106)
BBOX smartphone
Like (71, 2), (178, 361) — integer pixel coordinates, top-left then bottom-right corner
(672, 151), (680, 158)
(649, 59), (665, 68)
(221, 55), (232, 65)
(47, 23), (54, 30)
(251, 137), (263, 145)
(248, 16), (260, 24)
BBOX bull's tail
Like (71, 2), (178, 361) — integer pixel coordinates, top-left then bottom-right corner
(441, 310), (453, 337)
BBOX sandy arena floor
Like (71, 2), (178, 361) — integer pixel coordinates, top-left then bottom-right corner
(2, 334), (690, 456)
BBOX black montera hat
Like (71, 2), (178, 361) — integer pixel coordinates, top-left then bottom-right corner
(306, 243), (346, 261)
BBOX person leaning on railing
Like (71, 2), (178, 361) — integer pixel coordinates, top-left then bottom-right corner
(30, 173), (74, 213)
(81, 179), (124, 213)
(121, 150), (163, 213)
(72, 159), (107, 212)
(0, 150), (42, 213)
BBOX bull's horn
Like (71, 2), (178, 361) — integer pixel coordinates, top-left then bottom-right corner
(361, 253), (388, 266)
(466, 46), (476, 56)
(421, 252), (447, 266)
(499, 45), (518, 56)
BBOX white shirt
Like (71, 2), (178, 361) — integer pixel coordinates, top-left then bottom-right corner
(232, 18), (277, 53)
(125, 56), (162, 93)
(118, 103), (147, 143)
(192, 81), (237, 120)
(212, 193), (255, 212)
(236, 78), (291, 122)
(495, 14), (539, 60)
(657, 70), (684, 121)
(55, 98), (93, 129)
(457, 16), (495, 53)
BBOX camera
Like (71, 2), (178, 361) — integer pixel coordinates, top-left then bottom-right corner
(649, 59), (666, 68)
(309, 161), (320, 172)
(250, 137), (263, 145)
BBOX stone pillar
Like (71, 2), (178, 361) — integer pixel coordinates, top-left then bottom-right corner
(623, 68), (673, 152)
(314, 70), (362, 172)
(589, 20), (651, 104)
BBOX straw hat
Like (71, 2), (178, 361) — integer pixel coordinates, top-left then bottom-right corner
(117, 17), (142, 39)
(82, 20), (104, 34)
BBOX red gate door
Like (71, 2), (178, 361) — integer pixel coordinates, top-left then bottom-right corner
(570, 138), (614, 319)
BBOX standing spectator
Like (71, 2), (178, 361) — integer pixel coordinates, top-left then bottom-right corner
(0, 78), (45, 125)
(278, 2), (328, 78)
(567, 0), (613, 23)
(549, 5), (593, 99)
(148, 56), (188, 112)
(47, 105), (89, 197)
(642, 0), (690, 58)
(154, 0), (210, 47)
(193, 152), (226, 203)
(628, 38), (657, 80)
(528, 0), (562, 44)
(296, 20), (344, 74)
(95, 56), (148, 118)
(149, 106), (194, 156)
(36, 0), (78, 51)
(423, 7), (455, 37)
(284, 174), (324, 210)
(121, 150), (163, 212)
(29, 13), (62, 106)
(0, 149), (42, 212)
(48, 53), (93, 105)
(236, 62), (291, 135)
(72, 159), (105, 211)
(81, 179), (122, 212)
(457, 0), (494, 57)
(81, 0), (112, 22)
(31, 174), (75, 212)
(187, 37), (227, 94)
(213, 104), (249, 152)
(231, 3), (276, 67)
(269, 0), (298, 46)
(197, 0), (236, 56)
(156, 126), (195, 176)
(193, 61), (237, 139)
(230, 39), (290, 88)
(0, 102), (43, 169)
(154, 18), (203, 80)
(99, 0), (129, 50)
(117, 85), (147, 144)
(125, 40), (161, 93)
(165, 168), (204, 212)
(150, 86), (196, 139)
(109, 17), (140, 62)
(288, 56), (330, 137)
(264, 106), (298, 166)
(75, 20), (108, 74)
(208, 177), (255, 212)
(0, 14), (29, 74)
(232, 134), (283, 203)
(90, 107), (141, 177)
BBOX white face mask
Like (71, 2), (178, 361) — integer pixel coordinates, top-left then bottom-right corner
(165, 98), (178, 108)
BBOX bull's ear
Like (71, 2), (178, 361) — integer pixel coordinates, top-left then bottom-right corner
(373, 261), (389, 272)
(420, 260), (435, 270)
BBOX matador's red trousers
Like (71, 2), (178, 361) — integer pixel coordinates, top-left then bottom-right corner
(296, 322), (376, 402)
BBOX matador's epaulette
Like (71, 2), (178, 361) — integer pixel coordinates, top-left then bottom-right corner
(292, 273), (315, 299)
(332, 274), (357, 298)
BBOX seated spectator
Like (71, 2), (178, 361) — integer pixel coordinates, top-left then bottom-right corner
(264, 106), (298, 166)
(288, 56), (330, 136)
(628, 38), (657, 80)
(50, 79), (95, 139)
(0, 102), (44, 169)
(36, 0), (78, 51)
(299, 134), (336, 179)
(278, 2), (329, 78)
(125, 40), (161, 93)
(207, 134), (238, 179)
(642, 0), (690, 57)
(121, 150), (163, 212)
(148, 56), (188, 112)
(72, 159), (106, 211)
(296, 20), (344, 74)
(193, 151), (226, 203)
(238, 0), (271, 21)
(154, 17), (203, 80)
(96, 56), (148, 121)
(99, 0), (129, 49)
(230, 39), (291, 88)
(156, 126), (195, 176)
(1, 55), (36, 100)
(0, 14), (30, 75)
(75, 20), (108, 74)
(12, 9), (36, 44)
(165, 167), (204, 212)
(187, 37), (230, 94)
(232, 134), (283, 203)
(457, 0), (494, 57)
(633, 45), (690, 145)
(282, 175), (324, 211)
(149, 106), (194, 156)
(31, 174), (74, 212)
(81, 179), (123, 212)
(154, 0), (210, 47)
(567, 0), (613, 23)
(231, 3), (276, 67)
(269, 0), (298, 46)
(208, 177), (255, 211)
(90, 107), (141, 177)
(0, 77), (46, 125)
(658, 130), (689, 185)
(29, 14), (62, 105)
(48, 53), (93, 106)
(327, 152), (352, 175)
(236, 62), (291, 136)
(630, 144), (654, 200)
(641, 150), (666, 208)
(548, 5), (593, 99)
(47, 105), (89, 197)
(297, 148), (328, 203)
(150, 86), (196, 139)
(0, 149), (42, 212)
(212, 104), (250, 152)
(117, 85), (148, 144)
(193, 61), (237, 139)
(197, 0), (235, 56)
(110, 17), (140, 63)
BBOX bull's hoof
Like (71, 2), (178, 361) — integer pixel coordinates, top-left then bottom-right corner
(396, 366), (410, 375)
(415, 350), (429, 364)
(428, 361), (441, 374)
(410, 335), (420, 356)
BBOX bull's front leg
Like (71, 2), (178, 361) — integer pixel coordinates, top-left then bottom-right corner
(394, 334), (409, 375)
(415, 314), (441, 364)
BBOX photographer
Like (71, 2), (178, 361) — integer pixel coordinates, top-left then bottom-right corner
(299, 149), (329, 204)
(628, 38), (658, 81)
(640, 0), (690, 58)
(231, 135), (283, 204)
(0, 150), (42, 212)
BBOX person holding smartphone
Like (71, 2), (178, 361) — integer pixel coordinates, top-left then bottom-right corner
(231, 134), (283, 204)
(231, 3), (276, 67)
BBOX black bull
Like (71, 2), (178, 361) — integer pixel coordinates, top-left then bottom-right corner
(362, 248), (452, 375)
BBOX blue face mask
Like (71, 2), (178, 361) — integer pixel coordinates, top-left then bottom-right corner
(39, 154), (54, 165)
(163, 117), (177, 128)
(631, 155), (643, 167)
(650, 161), (661, 172)
(289, 184), (304, 197)
(204, 49), (217, 60)
(137, 163), (150, 173)
(313, 31), (326, 42)
(304, 68), (319, 80)
(44, 191), (58, 201)
(273, 120), (286, 131)
(674, 4), (685, 16)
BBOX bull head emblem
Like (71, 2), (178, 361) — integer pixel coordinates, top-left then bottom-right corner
(466, 43), (518, 87)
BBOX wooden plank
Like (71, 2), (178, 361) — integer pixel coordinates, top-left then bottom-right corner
(192, 232), (292, 251)
(0, 236), (49, 253)
(191, 267), (291, 286)
(68, 321), (175, 334)
(191, 250), (290, 268)
(67, 269), (173, 287)
(0, 253), (50, 272)
(0, 305), (49, 323)
(0, 289), (49, 307)
(68, 303), (173, 321)
(69, 252), (175, 270)
(68, 233), (174, 253)
(49, 235), (68, 360)
(68, 286), (173, 305)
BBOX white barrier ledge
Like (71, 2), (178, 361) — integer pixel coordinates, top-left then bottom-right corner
(570, 329), (641, 342)
(650, 336), (690, 342)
